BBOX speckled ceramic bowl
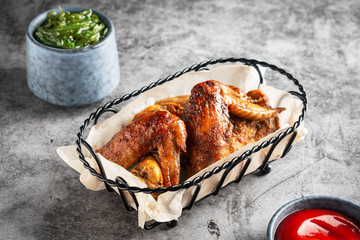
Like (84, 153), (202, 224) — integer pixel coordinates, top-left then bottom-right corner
(26, 6), (120, 106)
(267, 195), (360, 240)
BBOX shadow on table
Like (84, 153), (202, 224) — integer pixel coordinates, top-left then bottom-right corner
(0, 67), (106, 119)
(11, 178), (141, 239)
(0, 67), (36, 109)
(0, 67), (146, 238)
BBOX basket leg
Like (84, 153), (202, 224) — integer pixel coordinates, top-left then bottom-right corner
(281, 131), (297, 158)
(260, 163), (272, 174)
(144, 221), (161, 230)
(212, 162), (235, 196)
(144, 219), (178, 230)
(115, 177), (139, 212)
(234, 157), (252, 183)
(259, 139), (281, 175)
(166, 219), (178, 228)
(184, 183), (202, 210)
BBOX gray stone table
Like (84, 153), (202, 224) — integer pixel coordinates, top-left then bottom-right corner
(1, 0), (359, 239)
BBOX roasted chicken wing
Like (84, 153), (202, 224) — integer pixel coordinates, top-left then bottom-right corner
(130, 153), (164, 198)
(130, 154), (164, 189)
(98, 80), (284, 186)
(181, 80), (284, 176)
(156, 95), (189, 117)
(98, 105), (187, 187)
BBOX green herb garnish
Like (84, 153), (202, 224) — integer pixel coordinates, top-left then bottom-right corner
(34, 6), (108, 49)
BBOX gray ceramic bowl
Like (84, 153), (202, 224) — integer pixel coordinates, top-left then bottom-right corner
(267, 195), (360, 240)
(26, 6), (120, 106)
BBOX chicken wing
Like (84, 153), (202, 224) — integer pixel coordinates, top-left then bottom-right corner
(182, 80), (284, 176)
(155, 95), (189, 117)
(97, 105), (187, 187)
(130, 154), (164, 189)
(98, 80), (284, 184)
(130, 153), (164, 198)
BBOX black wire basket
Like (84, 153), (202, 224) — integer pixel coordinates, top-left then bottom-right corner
(75, 57), (307, 229)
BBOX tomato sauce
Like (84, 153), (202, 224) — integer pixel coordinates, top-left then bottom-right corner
(275, 209), (360, 240)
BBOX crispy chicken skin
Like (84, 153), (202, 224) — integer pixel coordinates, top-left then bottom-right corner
(155, 95), (190, 117)
(229, 91), (281, 152)
(182, 80), (284, 176)
(98, 105), (186, 187)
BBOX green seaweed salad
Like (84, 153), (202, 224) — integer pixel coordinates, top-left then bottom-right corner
(35, 7), (108, 49)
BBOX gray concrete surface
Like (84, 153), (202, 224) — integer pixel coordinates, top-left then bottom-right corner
(1, 0), (360, 239)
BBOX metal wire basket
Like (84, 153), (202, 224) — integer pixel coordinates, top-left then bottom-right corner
(75, 57), (307, 229)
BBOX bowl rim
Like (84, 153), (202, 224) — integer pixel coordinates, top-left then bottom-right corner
(26, 5), (114, 53)
(267, 195), (360, 240)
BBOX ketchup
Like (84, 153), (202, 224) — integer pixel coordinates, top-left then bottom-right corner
(274, 209), (360, 240)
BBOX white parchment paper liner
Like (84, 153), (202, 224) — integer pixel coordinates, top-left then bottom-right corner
(57, 65), (307, 228)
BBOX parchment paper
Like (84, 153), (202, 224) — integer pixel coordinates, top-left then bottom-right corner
(57, 64), (307, 228)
